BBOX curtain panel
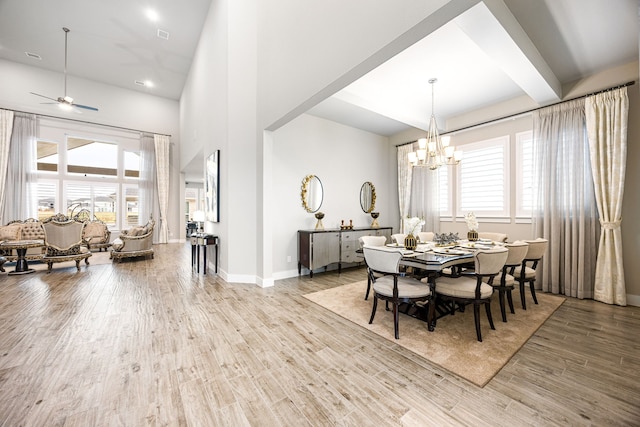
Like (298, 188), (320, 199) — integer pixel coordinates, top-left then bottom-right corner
(409, 165), (440, 234)
(154, 134), (171, 243)
(397, 144), (413, 233)
(532, 98), (599, 299)
(585, 87), (628, 306)
(0, 109), (14, 224)
(140, 133), (160, 242)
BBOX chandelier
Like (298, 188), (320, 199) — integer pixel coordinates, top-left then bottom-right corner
(408, 78), (462, 169)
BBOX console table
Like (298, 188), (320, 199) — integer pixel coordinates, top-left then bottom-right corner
(190, 233), (218, 274)
(298, 227), (392, 278)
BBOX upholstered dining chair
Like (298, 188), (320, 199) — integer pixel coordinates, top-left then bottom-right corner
(492, 241), (529, 322)
(359, 235), (388, 300)
(477, 232), (509, 243)
(434, 247), (508, 342)
(390, 233), (406, 245)
(363, 246), (432, 339)
(416, 231), (434, 243)
(512, 238), (548, 310)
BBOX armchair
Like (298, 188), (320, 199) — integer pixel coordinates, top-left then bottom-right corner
(42, 214), (92, 272)
(110, 219), (155, 262)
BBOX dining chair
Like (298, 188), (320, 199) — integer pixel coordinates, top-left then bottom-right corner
(434, 247), (508, 342)
(359, 235), (388, 300)
(512, 238), (548, 310)
(363, 246), (432, 339)
(492, 241), (529, 322)
(477, 232), (509, 243)
(416, 231), (434, 242)
(390, 233), (406, 245)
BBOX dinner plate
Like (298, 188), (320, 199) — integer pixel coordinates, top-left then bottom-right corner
(459, 243), (492, 250)
(432, 248), (466, 255)
(386, 243), (404, 248)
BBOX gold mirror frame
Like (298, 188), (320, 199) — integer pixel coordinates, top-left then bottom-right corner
(301, 174), (323, 213)
(360, 181), (376, 213)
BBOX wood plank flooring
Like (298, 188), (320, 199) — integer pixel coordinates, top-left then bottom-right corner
(0, 243), (639, 426)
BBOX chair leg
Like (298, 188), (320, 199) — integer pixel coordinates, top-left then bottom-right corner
(369, 296), (378, 324)
(427, 297), (436, 332)
(473, 303), (482, 342)
(506, 289), (515, 314)
(393, 302), (400, 339)
(520, 279), (527, 310)
(485, 301), (495, 330)
(365, 270), (372, 300)
(498, 289), (507, 322)
(529, 280), (539, 304)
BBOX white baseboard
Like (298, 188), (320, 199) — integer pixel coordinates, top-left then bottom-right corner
(626, 293), (640, 307)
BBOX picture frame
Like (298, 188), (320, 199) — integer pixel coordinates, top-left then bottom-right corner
(205, 150), (220, 222)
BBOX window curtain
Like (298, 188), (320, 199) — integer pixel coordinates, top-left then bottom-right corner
(0, 109), (14, 224)
(585, 87), (628, 306)
(532, 99), (599, 299)
(2, 112), (37, 223)
(409, 166), (440, 233)
(397, 144), (413, 233)
(139, 133), (160, 242)
(154, 134), (170, 243)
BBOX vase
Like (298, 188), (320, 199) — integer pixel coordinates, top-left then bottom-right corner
(314, 212), (325, 230)
(467, 230), (478, 241)
(370, 212), (380, 228)
(404, 233), (417, 250)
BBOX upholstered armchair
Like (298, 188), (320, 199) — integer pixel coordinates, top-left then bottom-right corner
(110, 218), (155, 262)
(42, 214), (92, 272)
(83, 219), (111, 252)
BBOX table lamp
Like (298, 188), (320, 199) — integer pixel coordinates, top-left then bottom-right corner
(193, 210), (205, 232)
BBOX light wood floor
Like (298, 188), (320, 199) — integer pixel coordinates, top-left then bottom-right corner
(0, 243), (639, 426)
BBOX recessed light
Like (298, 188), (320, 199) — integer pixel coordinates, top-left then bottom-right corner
(146, 9), (159, 22)
(25, 52), (41, 60)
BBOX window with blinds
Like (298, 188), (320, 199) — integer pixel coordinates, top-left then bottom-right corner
(438, 165), (451, 217)
(36, 180), (57, 220)
(456, 135), (510, 218)
(516, 131), (533, 218)
(65, 182), (117, 226)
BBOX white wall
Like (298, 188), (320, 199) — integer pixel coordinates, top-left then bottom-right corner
(271, 114), (392, 279)
(0, 59), (183, 242)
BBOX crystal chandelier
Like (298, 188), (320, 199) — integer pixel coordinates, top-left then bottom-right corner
(408, 78), (462, 169)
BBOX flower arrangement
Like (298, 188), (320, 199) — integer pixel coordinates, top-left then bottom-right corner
(434, 232), (460, 246)
(404, 216), (425, 236)
(464, 212), (479, 231)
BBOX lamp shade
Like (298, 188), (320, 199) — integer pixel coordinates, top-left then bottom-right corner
(193, 210), (205, 222)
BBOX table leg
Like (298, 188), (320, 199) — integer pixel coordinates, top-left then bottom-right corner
(196, 244), (201, 273)
(9, 248), (35, 275)
(203, 244), (207, 275)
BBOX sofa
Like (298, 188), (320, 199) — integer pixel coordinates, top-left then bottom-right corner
(110, 218), (155, 262)
(41, 213), (92, 272)
(0, 218), (46, 261)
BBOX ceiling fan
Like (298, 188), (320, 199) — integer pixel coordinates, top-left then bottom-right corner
(30, 27), (99, 112)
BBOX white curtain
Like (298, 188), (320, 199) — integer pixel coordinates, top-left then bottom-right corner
(0, 109), (14, 224)
(409, 165), (440, 233)
(397, 144), (414, 233)
(2, 113), (37, 222)
(585, 87), (628, 306)
(532, 98), (599, 299)
(139, 133), (160, 242)
(154, 134), (170, 243)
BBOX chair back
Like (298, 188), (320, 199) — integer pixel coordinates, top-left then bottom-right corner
(416, 231), (434, 242)
(474, 247), (509, 275)
(363, 246), (402, 274)
(524, 238), (548, 261)
(391, 233), (406, 244)
(504, 241), (529, 267)
(477, 232), (508, 243)
(359, 235), (387, 248)
(43, 218), (85, 252)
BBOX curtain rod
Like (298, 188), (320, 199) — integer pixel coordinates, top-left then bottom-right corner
(3, 107), (172, 138)
(396, 80), (635, 147)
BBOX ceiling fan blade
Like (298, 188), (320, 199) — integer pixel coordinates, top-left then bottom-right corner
(73, 103), (99, 112)
(30, 92), (59, 102)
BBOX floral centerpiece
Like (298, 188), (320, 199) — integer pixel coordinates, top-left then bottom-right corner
(403, 216), (424, 250)
(464, 212), (479, 241)
(434, 232), (460, 247)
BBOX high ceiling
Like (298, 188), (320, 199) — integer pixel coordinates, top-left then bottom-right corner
(0, 0), (637, 140)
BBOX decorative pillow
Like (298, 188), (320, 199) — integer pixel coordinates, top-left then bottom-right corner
(0, 225), (22, 241)
(130, 226), (146, 236)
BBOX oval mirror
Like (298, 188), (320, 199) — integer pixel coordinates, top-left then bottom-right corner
(360, 181), (376, 213)
(301, 175), (323, 213)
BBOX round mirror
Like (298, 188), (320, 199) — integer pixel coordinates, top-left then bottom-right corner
(360, 181), (376, 213)
(301, 175), (323, 213)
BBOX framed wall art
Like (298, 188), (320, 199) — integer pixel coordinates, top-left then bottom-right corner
(205, 149), (220, 222)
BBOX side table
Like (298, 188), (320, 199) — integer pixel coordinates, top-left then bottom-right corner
(190, 233), (218, 274)
(0, 240), (45, 275)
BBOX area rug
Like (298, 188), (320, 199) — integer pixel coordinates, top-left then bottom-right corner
(304, 280), (565, 387)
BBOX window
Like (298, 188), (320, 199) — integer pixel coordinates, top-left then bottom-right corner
(67, 137), (117, 177)
(122, 185), (139, 227)
(37, 141), (58, 172)
(516, 131), (534, 218)
(36, 180), (57, 220)
(65, 182), (117, 227)
(456, 136), (510, 218)
(438, 165), (451, 217)
(124, 150), (140, 178)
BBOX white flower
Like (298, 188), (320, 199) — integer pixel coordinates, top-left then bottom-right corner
(464, 212), (478, 231)
(404, 216), (425, 235)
